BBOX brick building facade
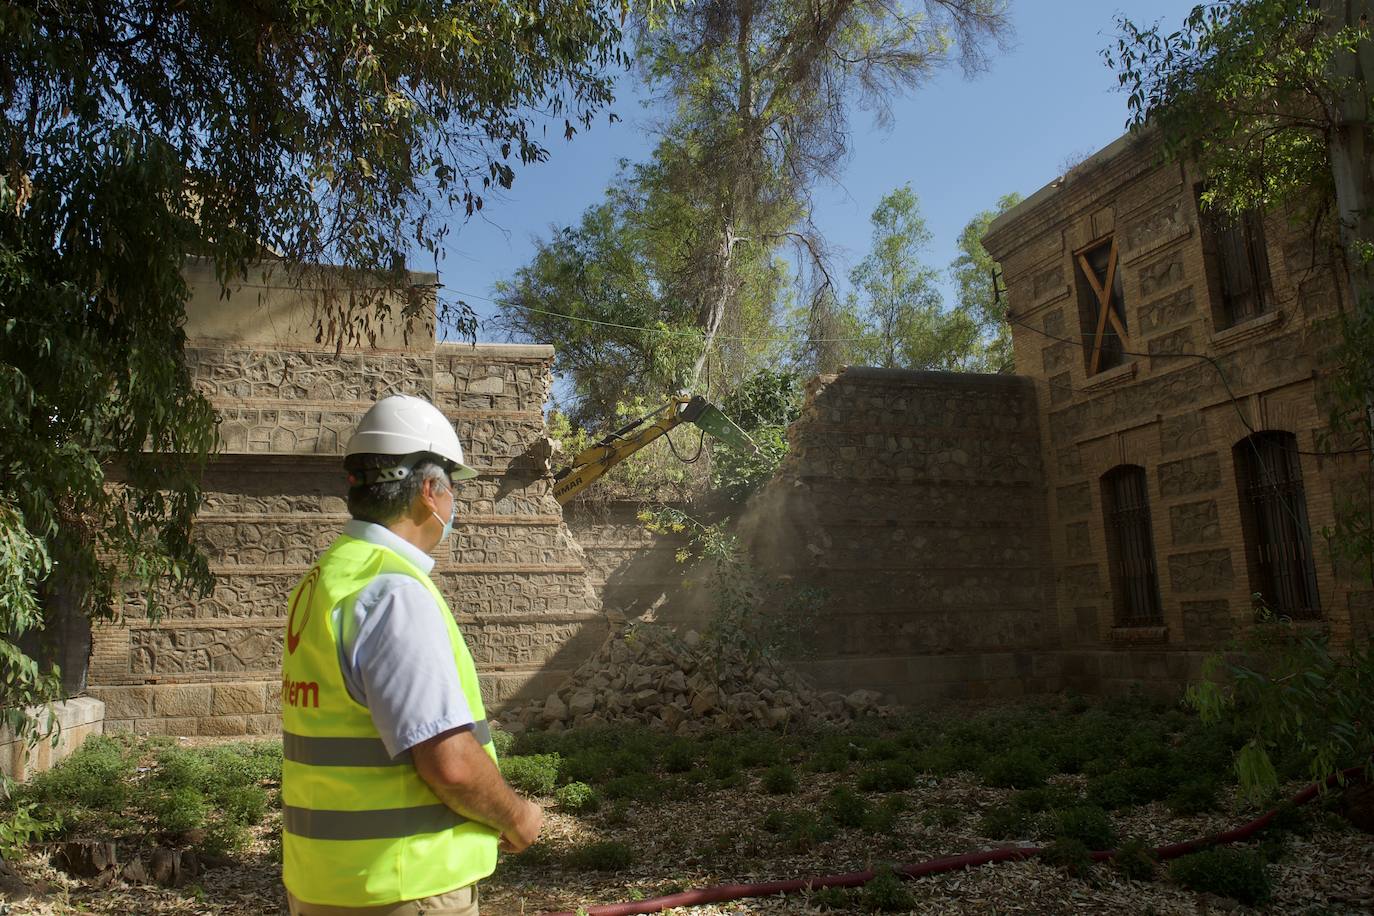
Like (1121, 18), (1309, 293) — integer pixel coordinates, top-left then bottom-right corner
(983, 131), (1372, 691)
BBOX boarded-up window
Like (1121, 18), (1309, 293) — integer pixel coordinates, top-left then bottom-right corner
(1075, 237), (1128, 374)
(1101, 465), (1162, 627)
(1201, 202), (1274, 329)
(1234, 432), (1321, 618)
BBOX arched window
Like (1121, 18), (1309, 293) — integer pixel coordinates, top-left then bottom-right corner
(1101, 465), (1162, 627)
(1233, 432), (1321, 618)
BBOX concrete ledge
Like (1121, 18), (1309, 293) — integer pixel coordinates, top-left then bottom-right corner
(435, 342), (555, 360)
(0, 697), (105, 782)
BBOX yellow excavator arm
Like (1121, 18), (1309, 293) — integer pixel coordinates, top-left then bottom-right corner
(551, 395), (757, 505)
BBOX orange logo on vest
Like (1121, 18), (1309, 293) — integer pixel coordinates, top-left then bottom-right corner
(286, 567), (320, 655)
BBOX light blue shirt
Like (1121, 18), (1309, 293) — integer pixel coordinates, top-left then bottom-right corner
(336, 520), (474, 758)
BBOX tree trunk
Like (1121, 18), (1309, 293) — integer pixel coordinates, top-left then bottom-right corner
(1323, 0), (1374, 309)
(32, 561), (92, 696)
(691, 223), (738, 383)
(1321, 0), (1374, 468)
(690, 0), (756, 385)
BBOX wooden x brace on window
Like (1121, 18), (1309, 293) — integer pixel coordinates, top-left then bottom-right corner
(1077, 238), (1129, 374)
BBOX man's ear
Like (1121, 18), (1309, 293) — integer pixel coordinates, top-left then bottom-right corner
(419, 476), (442, 510)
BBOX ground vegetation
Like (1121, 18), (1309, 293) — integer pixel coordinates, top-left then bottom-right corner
(2, 697), (1372, 913)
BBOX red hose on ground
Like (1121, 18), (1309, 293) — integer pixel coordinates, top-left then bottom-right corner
(542, 765), (1367, 916)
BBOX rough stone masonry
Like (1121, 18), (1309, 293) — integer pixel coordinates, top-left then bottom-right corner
(87, 260), (607, 736)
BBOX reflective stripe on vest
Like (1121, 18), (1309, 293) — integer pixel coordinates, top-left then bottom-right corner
(283, 720), (491, 767)
(280, 534), (499, 907)
(284, 804), (468, 840)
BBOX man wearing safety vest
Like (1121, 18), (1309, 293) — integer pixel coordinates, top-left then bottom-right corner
(281, 394), (543, 915)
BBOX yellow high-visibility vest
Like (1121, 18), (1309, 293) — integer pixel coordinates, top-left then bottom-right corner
(280, 534), (498, 906)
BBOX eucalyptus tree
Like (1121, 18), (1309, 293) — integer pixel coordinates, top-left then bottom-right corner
(850, 185), (945, 369)
(0, 0), (626, 724)
(634, 0), (1013, 379)
(951, 192), (1022, 372)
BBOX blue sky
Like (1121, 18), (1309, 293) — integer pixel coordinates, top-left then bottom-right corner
(435, 0), (1201, 339)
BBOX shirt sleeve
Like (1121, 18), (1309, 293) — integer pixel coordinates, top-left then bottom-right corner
(349, 576), (475, 758)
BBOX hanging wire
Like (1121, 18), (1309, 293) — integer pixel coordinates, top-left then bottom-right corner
(992, 268), (1369, 459)
(995, 266), (1365, 618)
(455, 287), (886, 345)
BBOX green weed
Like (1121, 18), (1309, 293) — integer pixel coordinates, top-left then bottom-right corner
(1167, 779), (1220, 816)
(761, 764), (798, 794)
(1112, 837), (1157, 881)
(1049, 805), (1115, 850)
(864, 797), (906, 836)
(978, 805), (1031, 839)
(489, 724), (516, 758)
(1086, 767), (1170, 810)
(500, 753), (560, 796)
(1169, 847), (1271, 906)
(856, 761), (917, 792)
(921, 806), (960, 828)
(555, 781), (599, 813)
(980, 747), (1050, 789)
(762, 810), (834, 851)
(809, 886), (851, 910)
(602, 772), (658, 801)
(1041, 838), (1094, 879)
(661, 739), (698, 773)
(859, 866), (915, 912)
(565, 839), (637, 871)
(826, 786), (870, 828)
(26, 737), (134, 811)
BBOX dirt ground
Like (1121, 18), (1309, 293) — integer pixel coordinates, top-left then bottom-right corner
(3, 769), (1372, 915)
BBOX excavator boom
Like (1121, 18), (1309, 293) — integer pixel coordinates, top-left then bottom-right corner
(551, 395), (757, 505)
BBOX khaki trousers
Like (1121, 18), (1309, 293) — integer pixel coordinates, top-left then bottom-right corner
(286, 884), (478, 916)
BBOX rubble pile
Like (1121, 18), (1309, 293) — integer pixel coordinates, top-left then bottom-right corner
(499, 624), (896, 735)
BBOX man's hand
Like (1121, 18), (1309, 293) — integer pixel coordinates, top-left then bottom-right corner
(498, 798), (544, 853)
(412, 727), (542, 850)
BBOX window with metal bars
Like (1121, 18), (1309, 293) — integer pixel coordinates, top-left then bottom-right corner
(1199, 195), (1274, 329)
(1233, 432), (1322, 619)
(1101, 465), (1163, 627)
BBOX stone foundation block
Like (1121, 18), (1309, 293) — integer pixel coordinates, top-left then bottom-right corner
(0, 697), (105, 782)
(244, 714), (280, 735)
(135, 716), (197, 737)
(88, 686), (152, 720)
(197, 716), (247, 736)
(212, 683), (266, 715)
(153, 685), (214, 718)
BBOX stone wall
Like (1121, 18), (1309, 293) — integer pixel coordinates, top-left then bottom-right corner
(87, 263), (605, 735)
(1, 698), (105, 782)
(983, 130), (1369, 692)
(563, 500), (691, 624)
(732, 368), (1060, 703)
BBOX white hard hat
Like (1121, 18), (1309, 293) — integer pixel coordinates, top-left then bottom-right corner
(345, 394), (478, 481)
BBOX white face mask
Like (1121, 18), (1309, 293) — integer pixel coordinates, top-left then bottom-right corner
(431, 483), (455, 541)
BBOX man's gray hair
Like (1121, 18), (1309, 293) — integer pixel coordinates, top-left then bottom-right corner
(345, 454), (449, 525)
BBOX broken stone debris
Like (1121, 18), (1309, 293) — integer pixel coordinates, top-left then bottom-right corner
(500, 623), (897, 735)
